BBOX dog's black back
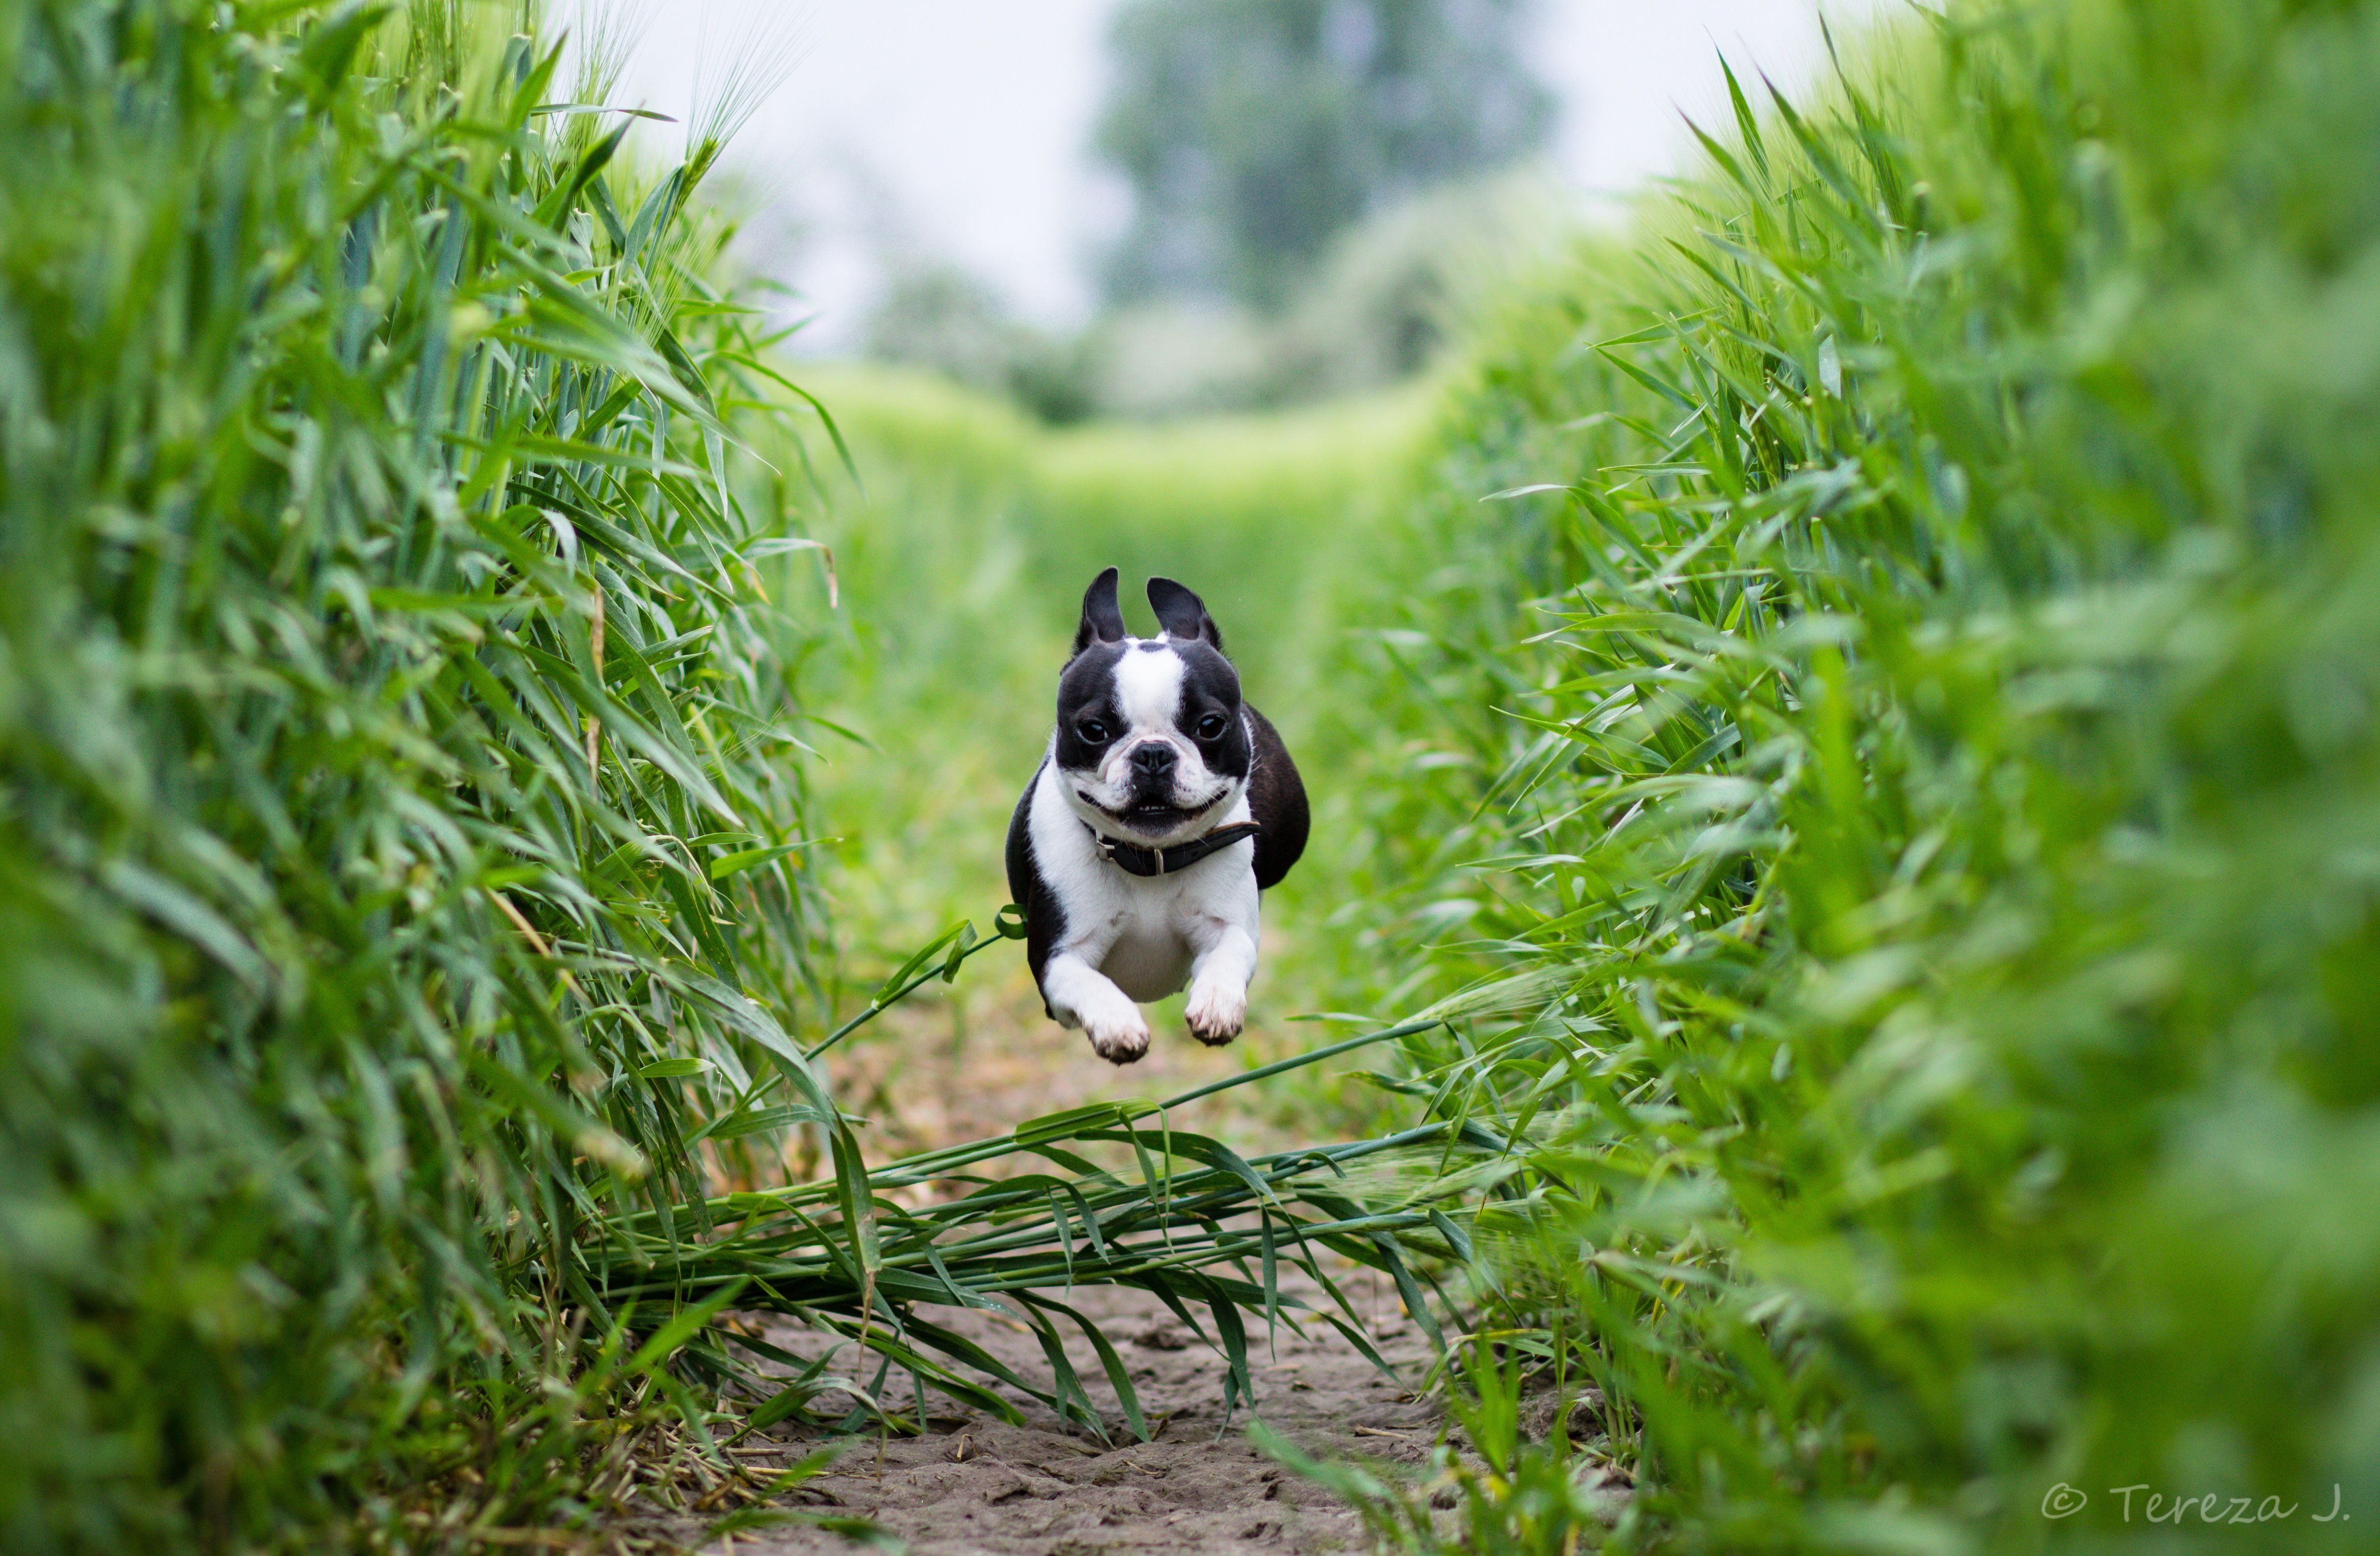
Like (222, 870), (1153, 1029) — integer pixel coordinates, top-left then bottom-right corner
(1242, 704), (1307, 890)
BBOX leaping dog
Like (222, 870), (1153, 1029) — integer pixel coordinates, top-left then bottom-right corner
(1005, 569), (1309, 1064)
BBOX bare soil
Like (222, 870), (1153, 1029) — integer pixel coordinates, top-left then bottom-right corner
(644, 968), (1447, 1556)
(678, 1274), (1438, 1556)
(820, 960), (1320, 1163)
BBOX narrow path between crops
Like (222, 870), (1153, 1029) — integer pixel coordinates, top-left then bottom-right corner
(821, 959), (1319, 1162)
(695, 1273), (1440, 1556)
(655, 967), (1451, 1555)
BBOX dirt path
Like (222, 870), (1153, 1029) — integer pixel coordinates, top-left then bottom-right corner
(631, 965), (1443, 1554)
(819, 961), (1323, 1164)
(665, 1273), (1437, 1556)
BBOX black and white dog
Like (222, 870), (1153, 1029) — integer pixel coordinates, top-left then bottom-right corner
(1006, 569), (1308, 1065)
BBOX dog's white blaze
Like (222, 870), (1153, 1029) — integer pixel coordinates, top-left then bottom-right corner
(1064, 636), (1231, 840)
(1106, 639), (1188, 779)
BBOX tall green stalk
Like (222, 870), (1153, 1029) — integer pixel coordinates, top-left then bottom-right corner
(1305, 0), (2380, 1548)
(0, 1), (838, 1545)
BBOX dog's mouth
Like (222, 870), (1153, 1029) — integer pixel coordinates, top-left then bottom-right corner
(1075, 789), (1222, 833)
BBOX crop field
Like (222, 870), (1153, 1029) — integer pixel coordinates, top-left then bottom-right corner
(4, 0), (2378, 1553)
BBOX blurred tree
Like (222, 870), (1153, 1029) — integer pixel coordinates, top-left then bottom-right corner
(864, 262), (1097, 423)
(864, 264), (1024, 389)
(1094, 0), (1554, 310)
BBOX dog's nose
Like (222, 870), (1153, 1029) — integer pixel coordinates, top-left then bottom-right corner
(1128, 742), (1177, 777)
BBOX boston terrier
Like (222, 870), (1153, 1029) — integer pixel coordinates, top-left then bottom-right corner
(1006, 569), (1309, 1064)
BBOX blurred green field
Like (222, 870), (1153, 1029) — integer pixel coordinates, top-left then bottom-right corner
(769, 364), (1440, 1010)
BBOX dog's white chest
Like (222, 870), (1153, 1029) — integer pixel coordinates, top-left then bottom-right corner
(1099, 921), (1196, 1002)
(1026, 761), (1259, 1003)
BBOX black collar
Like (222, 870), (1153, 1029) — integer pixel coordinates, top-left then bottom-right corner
(1088, 820), (1262, 877)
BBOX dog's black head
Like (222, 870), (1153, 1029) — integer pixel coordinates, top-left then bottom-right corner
(1054, 568), (1250, 845)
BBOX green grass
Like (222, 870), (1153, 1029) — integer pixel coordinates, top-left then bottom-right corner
(1275, 0), (2380, 1548)
(0, 1), (844, 1544)
(592, 1011), (1489, 1451)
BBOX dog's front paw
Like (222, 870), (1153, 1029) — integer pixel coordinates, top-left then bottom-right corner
(1082, 1004), (1152, 1065)
(1183, 977), (1247, 1047)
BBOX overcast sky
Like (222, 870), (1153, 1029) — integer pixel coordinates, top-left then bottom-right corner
(573, 1), (1884, 349)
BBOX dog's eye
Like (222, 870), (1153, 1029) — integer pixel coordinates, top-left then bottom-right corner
(1196, 713), (1228, 741)
(1077, 718), (1111, 744)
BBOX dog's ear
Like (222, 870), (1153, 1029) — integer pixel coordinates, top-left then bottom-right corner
(1072, 566), (1127, 657)
(1146, 576), (1223, 653)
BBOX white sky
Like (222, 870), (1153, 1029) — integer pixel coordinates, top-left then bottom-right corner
(576, 1), (1883, 349)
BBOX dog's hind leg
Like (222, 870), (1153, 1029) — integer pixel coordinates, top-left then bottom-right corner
(1041, 952), (1152, 1064)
